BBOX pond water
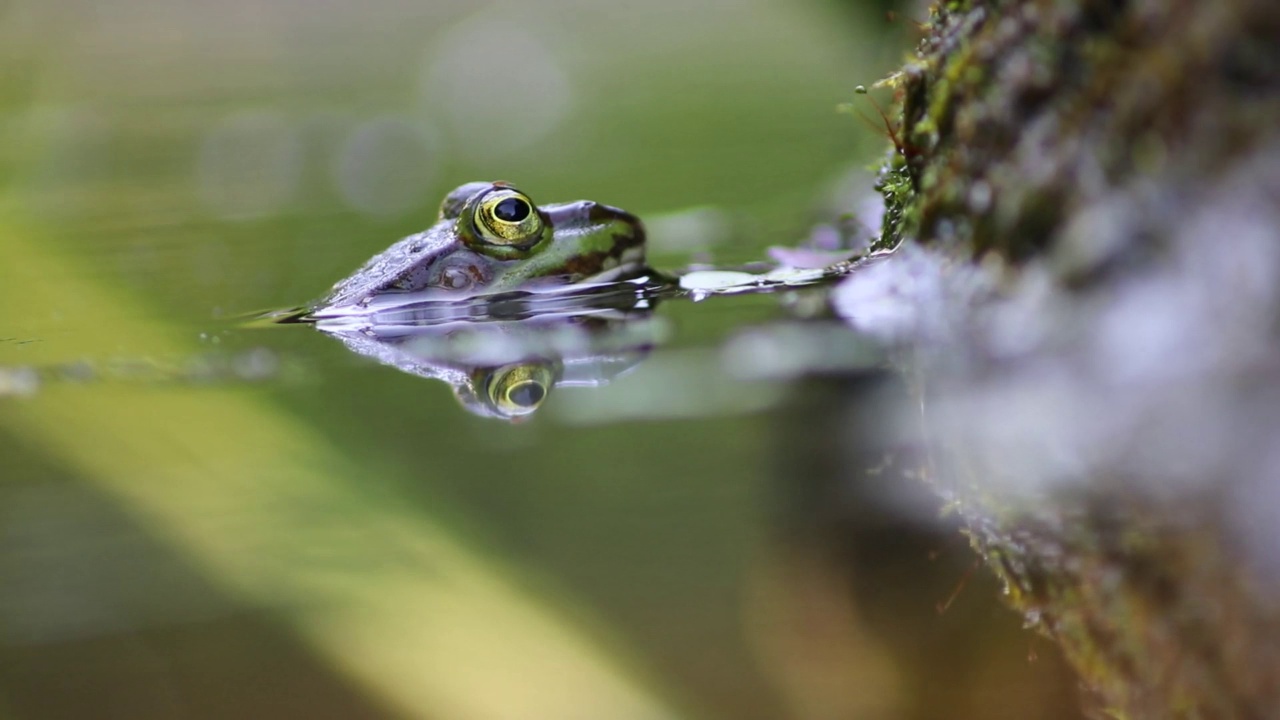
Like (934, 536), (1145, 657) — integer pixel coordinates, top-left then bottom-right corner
(0, 1), (1084, 718)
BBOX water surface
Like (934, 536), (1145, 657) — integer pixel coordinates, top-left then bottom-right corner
(0, 1), (1083, 717)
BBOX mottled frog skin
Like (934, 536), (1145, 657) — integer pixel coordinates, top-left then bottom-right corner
(324, 181), (648, 307)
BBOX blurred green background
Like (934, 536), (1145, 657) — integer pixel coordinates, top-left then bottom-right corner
(2, 0), (905, 315)
(0, 1), (1083, 718)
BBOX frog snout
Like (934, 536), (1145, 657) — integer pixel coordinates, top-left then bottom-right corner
(542, 201), (595, 224)
(544, 201), (644, 237)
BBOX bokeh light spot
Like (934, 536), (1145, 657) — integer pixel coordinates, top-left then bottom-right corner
(197, 111), (303, 220)
(333, 116), (439, 218)
(421, 15), (573, 159)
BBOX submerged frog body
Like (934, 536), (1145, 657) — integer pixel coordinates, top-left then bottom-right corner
(324, 181), (648, 307)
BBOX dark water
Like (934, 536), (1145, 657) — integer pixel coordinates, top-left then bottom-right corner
(0, 1), (1084, 718)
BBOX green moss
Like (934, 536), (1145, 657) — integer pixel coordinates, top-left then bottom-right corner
(877, 0), (1280, 260)
(871, 153), (914, 251)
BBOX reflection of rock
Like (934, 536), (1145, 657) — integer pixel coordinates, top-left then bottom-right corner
(311, 286), (664, 421)
(755, 372), (1083, 720)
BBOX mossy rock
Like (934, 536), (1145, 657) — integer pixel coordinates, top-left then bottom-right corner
(867, 0), (1280, 716)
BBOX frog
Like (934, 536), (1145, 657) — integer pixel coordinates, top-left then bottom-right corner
(322, 181), (649, 308)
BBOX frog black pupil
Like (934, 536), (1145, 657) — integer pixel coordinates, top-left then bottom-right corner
(493, 197), (530, 222)
(508, 381), (545, 407)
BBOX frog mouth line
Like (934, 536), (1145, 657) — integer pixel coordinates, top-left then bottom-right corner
(303, 274), (669, 327)
(584, 262), (646, 284)
(590, 244), (648, 282)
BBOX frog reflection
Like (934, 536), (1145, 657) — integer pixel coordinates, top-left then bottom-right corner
(315, 309), (659, 420)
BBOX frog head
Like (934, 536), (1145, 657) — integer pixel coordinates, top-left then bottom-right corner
(323, 181), (648, 307)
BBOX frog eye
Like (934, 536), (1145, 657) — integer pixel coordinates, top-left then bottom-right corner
(486, 363), (554, 418)
(469, 188), (547, 252)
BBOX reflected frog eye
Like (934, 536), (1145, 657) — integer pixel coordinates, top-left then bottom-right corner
(486, 363), (554, 418)
(468, 188), (547, 254)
